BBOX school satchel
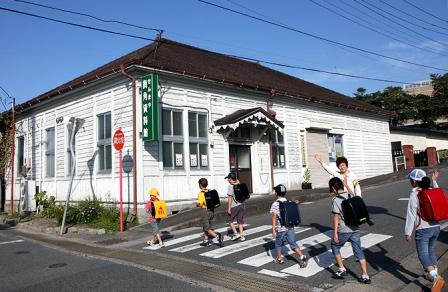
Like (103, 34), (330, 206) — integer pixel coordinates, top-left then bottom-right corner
(337, 195), (373, 226)
(417, 188), (448, 222)
(233, 183), (250, 203)
(204, 189), (220, 210)
(151, 200), (167, 219)
(277, 200), (301, 227)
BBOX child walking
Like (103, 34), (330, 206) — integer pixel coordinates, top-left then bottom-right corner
(196, 178), (223, 247)
(270, 184), (308, 267)
(404, 169), (444, 292)
(329, 177), (370, 284)
(145, 188), (164, 248)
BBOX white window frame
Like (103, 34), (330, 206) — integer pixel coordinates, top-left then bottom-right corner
(45, 128), (55, 177)
(97, 112), (112, 172)
(188, 112), (208, 170)
(271, 130), (285, 168)
(327, 134), (344, 162)
(162, 109), (184, 169)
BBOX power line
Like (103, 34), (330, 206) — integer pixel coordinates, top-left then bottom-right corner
(13, 0), (163, 33)
(403, 0), (448, 25)
(310, 0), (448, 57)
(0, 4), (435, 87)
(354, 0), (447, 48)
(198, 0), (448, 72)
(379, 0), (448, 32)
(0, 7), (157, 42)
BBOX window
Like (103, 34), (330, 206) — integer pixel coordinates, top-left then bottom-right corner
(97, 113), (112, 172)
(162, 109), (184, 168)
(67, 130), (76, 175)
(45, 128), (55, 177)
(328, 134), (344, 162)
(17, 136), (24, 177)
(271, 130), (285, 168)
(189, 112), (208, 169)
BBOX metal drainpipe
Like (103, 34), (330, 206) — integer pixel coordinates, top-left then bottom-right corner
(10, 98), (15, 215)
(120, 64), (137, 216)
(267, 90), (275, 189)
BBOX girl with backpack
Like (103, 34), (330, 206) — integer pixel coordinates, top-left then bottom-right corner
(404, 168), (444, 292)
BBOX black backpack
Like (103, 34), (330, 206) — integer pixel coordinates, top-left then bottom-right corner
(204, 190), (220, 210)
(277, 200), (301, 227)
(336, 194), (373, 226)
(233, 183), (250, 203)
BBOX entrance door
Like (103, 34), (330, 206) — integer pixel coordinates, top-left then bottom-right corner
(229, 145), (252, 193)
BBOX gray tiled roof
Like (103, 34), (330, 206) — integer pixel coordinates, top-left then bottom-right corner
(18, 38), (394, 116)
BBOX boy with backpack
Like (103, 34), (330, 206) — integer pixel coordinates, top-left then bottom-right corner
(226, 172), (245, 241)
(404, 169), (444, 291)
(196, 178), (223, 247)
(329, 177), (370, 284)
(270, 184), (308, 267)
(145, 188), (164, 248)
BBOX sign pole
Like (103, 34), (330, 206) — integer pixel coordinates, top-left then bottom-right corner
(119, 149), (123, 232)
(113, 127), (125, 232)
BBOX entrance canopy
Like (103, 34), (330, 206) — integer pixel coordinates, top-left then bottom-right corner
(214, 107), (284, 138)
(214, 107), (284, 131)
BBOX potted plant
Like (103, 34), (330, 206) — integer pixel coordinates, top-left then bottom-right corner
(301, 168), (312, 189)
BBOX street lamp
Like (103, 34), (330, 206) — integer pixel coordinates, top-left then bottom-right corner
(60, 117), (85, 235)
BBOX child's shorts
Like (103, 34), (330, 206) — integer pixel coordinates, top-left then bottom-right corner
(331, 230), (365, 261)
(150, 219), (161, 235)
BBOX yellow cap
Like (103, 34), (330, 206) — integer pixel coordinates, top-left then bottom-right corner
(148, 188), (159, 197)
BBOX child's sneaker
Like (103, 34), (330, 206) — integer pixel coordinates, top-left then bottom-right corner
(159, 243), (165, 248)
(273, 257), (284, 264)
(300, 255), (308, 268)
(231, 234), (241, 241)
(200, 240), (210, 247)
(240, 236), (245, 241)
(333, 269), (347, 278)
(147, 241), (155, 246)
(217, 233), (224, 248)
(432, 275), (445, 292)
(358, 276), (371, 284)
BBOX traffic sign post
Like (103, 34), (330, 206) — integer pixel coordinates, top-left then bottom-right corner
(113, 128), (125, 232)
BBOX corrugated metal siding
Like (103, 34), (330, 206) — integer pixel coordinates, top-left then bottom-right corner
(306, 129), (329, 188)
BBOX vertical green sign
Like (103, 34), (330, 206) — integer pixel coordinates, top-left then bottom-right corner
(141, 74), (159, 141)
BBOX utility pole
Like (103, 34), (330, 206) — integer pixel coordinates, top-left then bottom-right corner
(10, 97), (15, 215)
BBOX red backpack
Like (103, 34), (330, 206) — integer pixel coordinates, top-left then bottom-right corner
(417, 188), (448, 222)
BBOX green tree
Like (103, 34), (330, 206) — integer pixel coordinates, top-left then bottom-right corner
(0, 113), (13, 178)
(354, 86), (414, 126)
(431, 73), (448, 119)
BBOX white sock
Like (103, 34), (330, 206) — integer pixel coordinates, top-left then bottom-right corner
(430, 270), (438, 280)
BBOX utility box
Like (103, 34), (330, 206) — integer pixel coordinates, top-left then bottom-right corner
(20, 180), (36, 212)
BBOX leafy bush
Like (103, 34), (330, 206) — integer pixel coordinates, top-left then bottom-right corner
(438, 149), (448, 163)
(36, 193), (139, 232)
(77, 195), (101, 223)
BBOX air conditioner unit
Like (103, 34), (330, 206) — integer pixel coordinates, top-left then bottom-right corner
(20, 180), (36, 212)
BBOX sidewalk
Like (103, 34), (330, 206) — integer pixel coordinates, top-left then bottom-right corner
(11, 163), (448, 291)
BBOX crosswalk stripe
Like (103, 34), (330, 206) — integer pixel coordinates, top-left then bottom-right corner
(170, 225), (273, 253)
(258, 269), (290, 278)
(238, 230), (333, 267)
(143, 224), (251, 250)
(199, 227), (311, 259)
(0, 240), (24, 245)
(277, 233), (392, 278)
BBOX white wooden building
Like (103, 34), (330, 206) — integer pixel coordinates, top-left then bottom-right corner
(4, 38), (394, 219)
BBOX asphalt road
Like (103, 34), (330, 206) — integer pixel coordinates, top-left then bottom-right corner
(0, 224), (230, 292)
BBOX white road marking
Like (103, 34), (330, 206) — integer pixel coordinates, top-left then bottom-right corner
(239, 230), (333, 267)
(0, 240), (24, 245)
(398, 198), (409, 200)
(143, 224), (250, 250)
(277, 233), (392, 278)
(258, 269), (290, 278)
(169, 225), (271, 253)
(200, 227), (311, 259)
(300, 202), (314, 204)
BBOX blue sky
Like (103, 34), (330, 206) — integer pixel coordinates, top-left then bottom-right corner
(1, 0), (447, 108)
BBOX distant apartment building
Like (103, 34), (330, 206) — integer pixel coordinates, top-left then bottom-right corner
(403, 80), (433, 96)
